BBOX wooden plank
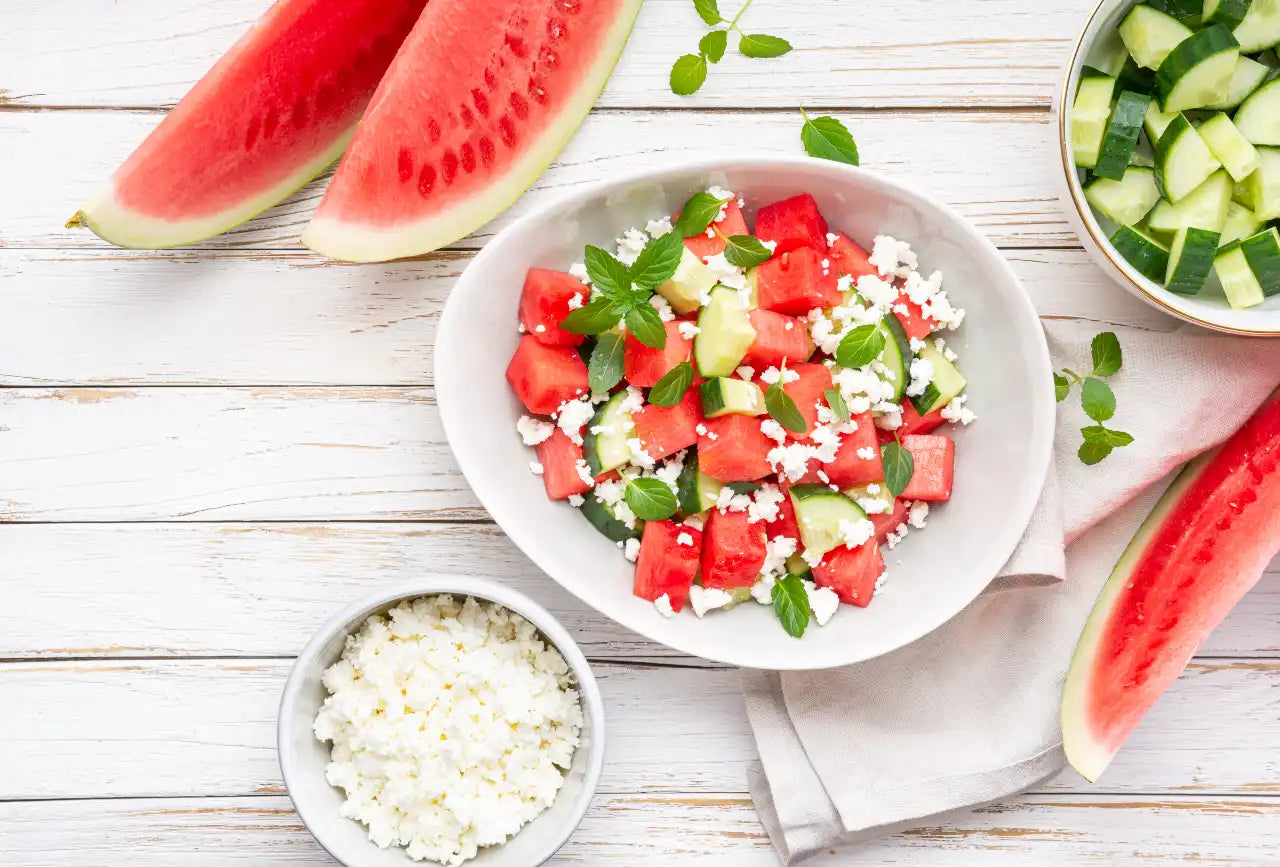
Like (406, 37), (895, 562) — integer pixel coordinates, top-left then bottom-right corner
(1, 108), (1079, 251)
(2, 659), (1279, 801)
(0, 248), (1171, 387)
(2, 523), (1277, 661)
(0, 0), (1093, 110)
(1, 793), (1276, 866)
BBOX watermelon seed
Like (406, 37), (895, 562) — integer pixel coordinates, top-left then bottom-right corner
(398, 148), (414, 183)
(417, 164), (436, 198)
(505, 33), (528, 58)
(484, 68), (498, 92)
(479, 137), (495, 165)
(542, 49), (560, 70)
(547, 17), (567, 43)
(498, 116), (517, 148)
(528, 78), (549, 105)
(441, 150), (459, 185)
(460, 105), (474, 128)
(461, 142), (476, 174)
(557, 0), (582, 14)
(509, 92), (529, 120)
(427, 118), (442, 144)
(244, 115), (261, 151)
(472, 89), (490, 118)
(262, 107), (279, 141)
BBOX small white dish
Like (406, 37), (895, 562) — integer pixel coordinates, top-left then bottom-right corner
(278, 577), (604, 867)
(1054, 0), (1280, 336)
(435, 155), (1055, 670)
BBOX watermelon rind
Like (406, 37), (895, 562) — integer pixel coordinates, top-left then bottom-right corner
(1060, 453), (1209, 783)
(301, 0), (644, 263)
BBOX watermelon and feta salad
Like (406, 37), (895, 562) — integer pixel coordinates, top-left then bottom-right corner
(505, 189), (975, 636)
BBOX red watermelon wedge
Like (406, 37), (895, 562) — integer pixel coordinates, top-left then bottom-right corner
(303, 0), (644, 262)
(68, 0), (430, 249)
(1062, 390), (1280, 782)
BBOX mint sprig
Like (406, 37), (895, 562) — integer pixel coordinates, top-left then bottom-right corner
(765, 365), (807, 434)
(880, 438), (915, 497)
(672, 0), (792, 96)
(675, 191), (730, 238)
(835, 324), (885, 369)
(625, 478), (679, 521)
(588, 332), (625, 394)
(771, 573), (810, 638)
(1055, 331), (1132, 465)
(720, 232), (773, 268)
(649, 361), (695, 407)
(561, 235), (683, 350)
(801, 107), (860, 166)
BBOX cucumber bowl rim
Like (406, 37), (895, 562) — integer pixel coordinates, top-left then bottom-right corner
(435, 155), (1055, 670)
(1055, 0), (1280, 336)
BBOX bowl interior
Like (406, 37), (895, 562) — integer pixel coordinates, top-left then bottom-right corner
(1059, 0), (1280, 335)
(279, 578), (602, 867)
(436, 158), (1054, 670)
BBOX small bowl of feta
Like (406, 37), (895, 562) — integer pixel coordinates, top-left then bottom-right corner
(278, 577), (604, 867)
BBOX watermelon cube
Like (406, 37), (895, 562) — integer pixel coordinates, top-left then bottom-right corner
(754, 193), (829, 255)
(624, 320), (693, 387)
(871, 498), (910, 542)
(506, 335), (589, 415)
(765, 482), (801, 543)
(536, 429), (592, 500)
(808, 412), (883, 487)
(754, 247), (841, 315)
(683, 199), (750, 262)
(901, 434), (955, 502)
(813, 541), (884, 607)
(767, 362), (831, 439)
(742, 309), (814, 369)
(894, 297), (936, 341)
(826, 232), (876, 280)
(632, 388), (703, 460)
(698, 414), (775, 481)
(634, 520), (703, 612)
(519, 268), (590, 346)
(877, 401), (946, 442)
(701, 508), (768, 590)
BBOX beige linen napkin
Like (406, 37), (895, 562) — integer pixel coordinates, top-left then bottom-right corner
(744, 319), (1280, 864)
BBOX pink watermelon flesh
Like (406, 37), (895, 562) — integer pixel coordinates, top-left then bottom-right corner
(70, 0), (430, 249)
(303, 0), (644, 262)
(1062, 390), (1280, 782)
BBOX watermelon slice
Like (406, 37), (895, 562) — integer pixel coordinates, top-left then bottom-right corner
(683, 200), (751, 262)
(505, 335), (588, 415)
(812, 541), (884, 607)
(899, 434), (955, 502)
(827, 232), (876, 279)
(625, 321), (693, 387)
(303, 0), (644, 261)
(632, 390), (703, 461)
(68, 0), (429, 249)
(801, 412), (883, 487)
(701, 509), (768, 590)
(1062, 391), (1280, 782)
(634, 520), (702, 612)
(755, 194), (829, 255)
(520, 269), (589, 346)
(742, 309), (814, 370)
(754, 247), (842, 315)
(698, 414), (775, 482)
(536, 428), (591, 500)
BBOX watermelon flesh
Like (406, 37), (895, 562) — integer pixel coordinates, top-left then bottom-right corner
(303, 0), (644, 261)
(634, 520), (702, 613)
(520, 269), (589, 346)
(505, 335), (588, 415)
(1062, 390), (1280, 783)
(68, 0), (429, 249)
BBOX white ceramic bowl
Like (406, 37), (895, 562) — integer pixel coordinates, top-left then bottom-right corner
(1055, 0), (1280, 336)
(436, 156), (1055, 669)
(278, 577), (604, 866)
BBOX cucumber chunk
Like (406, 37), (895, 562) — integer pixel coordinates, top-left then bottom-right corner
(1156, 114), (1223, 202)
(1214, 228), (1280, 308)
(700, 377), (765, 418)
(1111, 225), (1172, 281)
(910, 344), (967, 417)
(677, 458), (723, 517)
(1119, 5), (1195, 68)
(1233, 0), (1280, 52)
(1117, 57), (1159, 95)
(1233, 78), (1280, 147)
(1204, 0), (1252, 28)
(1220, 201), (1265, 247)
(658, 247), (717, 315)
(784, 551), (811, 578)
(1241, 227), (1280, 296)
(580, 491), (642, 542)
(1096, 90), (1152, 179)
(1071, 74), (1118, 168)
(1155, 25), (1241, 112)
(1147, 169), (1234, 233)
(1152, 0), (1203, 22)
(582, 391), (633, 476)
(1204, 55), (1271, 110)
(1197, 113), (1263, 180)
(1086, 165), (1162, 225)
(1144, 100), (1180, 144)
(877, 316), (912, 401)
(1165, 226), (1223, 294)
(695, 286), (756, 377)
(789, 484), (871, 559)
(1245, 147), (1280, 219)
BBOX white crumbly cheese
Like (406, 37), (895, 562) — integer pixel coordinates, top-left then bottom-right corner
(615, 227), (649, 266)
(645, 216), (674, 237)
(760, 419), (788, 445)
(695, 423), (708, 436)
(555, 398), (595, 445)
(857, 496), (891, 515)
(767, 442), (814, 482)
(760, 535), (799, 576)
(534, 324), (546, 334)
(907, 500), (930, 529)
(868, 235), (901, 277)
(762, 239), (778, 253)
(746, 484), (785, 525)
(905, 357), (935, 398)
(751, 573), (777, 605)
(941, 393), (976, 425)
(677, 532), (695, 546)
(313, 596), (583, 866)
(654, 594), (676, 617)
(626, 437), (656, 469)
(517, 323), (527, 334)
(707, 184), (735, 202)
(568, 263), (590, 284)
(650, 294), (676, 322)
(613, 501), (639, 530)
(885, 523), (909, 550)
(825, 232), (839, 247)
(528, 461), (544, 475)
(566, 293), (584, 310)
(689, 584), (735, 617)
(759, 366), (799, 386)
(807, 582), (841, 626)
(516, 415), (555, 446)
(573, 459), (595, 487)
(736, 365), (756, 382)
(623, 537), (642, 562)
(838, 517), (875, 550)
(703, 252), (751, 295)
(678, 321), (701, 339)
(567, 494), (584, 507)
(855, 446), (876, 460)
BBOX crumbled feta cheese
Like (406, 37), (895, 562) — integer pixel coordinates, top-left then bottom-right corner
(816, 469), (830, 484)
(569, 263), (590, 283)
(689, 584), (735, 617)
(856, 273), (899, 309)
(682, 513), (705, 531)
(574, 459), (595, 487)
(517, 415), (555, 446)
(821, 258), (831, 270)
(623, 537), (641, 562)
(313, 596), (583, 867)
(736, 365), (756, 382)
(905, 357), (935, 398)
(874, 409), (903, 431)
(613, 501), (638, 530)
(839, 517), (875, 549)
(783, 320), (793, 330)
(518, 322), (527, 334)
(703, 252), (751, 294)
(922, 289), (965, 331)
(650, 294), (676, 322)
(800, 547), (824, 569)
(760, 535), (799, 576)
(751, 573), (777, 605)
(908, 500), (930, 529)
(695, 423), (709, 436)
(857, 496), (891, 515)
(615, 227), (649, 266)
(762, 239), (778, 253)
(626, 437), (655, 469)
(568, 494), (584, 507)
(677, 532), (695, 547)
(529, 461), (544, 475)
(941, 393), (977, 425)
(759, 366), (798, 386)
(746, 484), (785, 524)
(807, 583), (840, 626)
(567, 292), (584, 310)
(909, 337), (925, 353)
(869, 235), (901, 277)
(885, 523), (909, 550)
(705, 226), (717, 239)
(825, 232), (839, 247)
(645, 216), (674, 237)
(677, 321), (701, 339)
(595, 480), (624, 506)
(935, 337), (959, 362)
(619, 386), (645, 418)
(556, 398), (595, 445)
(534, 324), (547, 334)
(855, 446), (877, 460)
(867, 483), (881, 495)
(768, 442), (814, 482)
(654, 594), (676, 617)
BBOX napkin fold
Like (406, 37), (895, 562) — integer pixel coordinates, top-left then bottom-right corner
(743, 319), (1280, 864)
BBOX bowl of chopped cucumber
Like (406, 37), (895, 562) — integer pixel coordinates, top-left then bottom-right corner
(1058, 0), (1280, 334)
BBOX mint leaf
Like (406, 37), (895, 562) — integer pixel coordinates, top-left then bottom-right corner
(699, 29), (728, 63)
(588, 332), (625, 394)
(824, 388), (850, 422)
(771, 573), (810, 638)
(1053, 372), (1070, 402)
(625, 303), (667, 350)
(880, 441), (915, 497)
(722, 234), (773, 268)
(1078, 440), (1113, 465)
(561, 296), (621, 335)
(1082, 425), (1134, 448)
(765, 378), (807, 434)
(625, 477), (679, 521)
(693, 0), (723, 25)
(584, 245), (633, 298)
(674, 191), (730, 238)
(739, 33), (792, 58)
(835, 324), (885, 369)
(1081, 377), (1116, 422)
(800, 110), (860, 166)
(670, 53), (708, 95)
(649, 361), (694, 407)
(1090, 331), (1122, 377)
(630, 232), (684, 288)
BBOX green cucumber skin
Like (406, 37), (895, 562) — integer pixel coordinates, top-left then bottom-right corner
(1095, 91), (1151, 180)
(1117, 58), (1158, 95)
(1233, 0), (1280, 52)
(1111, 225), (1172, 281)
(700, 380), (730, 417)
(1205, 0), (1252, 28)
(579, 494), (641, 542)
(1085, 166), (1162, 226)
(878, 315), (912, 402)
(1152, 0), (1203, 21)
(1156, 113), (1222, 202)
(1154, 24), (1240, 112)
(1241, 228), (1280, 296)
(1165, 227), (1223, 294)
(1234, 79), (1280, 147)
(676, 453), (702, 516)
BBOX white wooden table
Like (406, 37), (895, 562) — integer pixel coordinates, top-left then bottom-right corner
(2, 1), (1278, 864)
